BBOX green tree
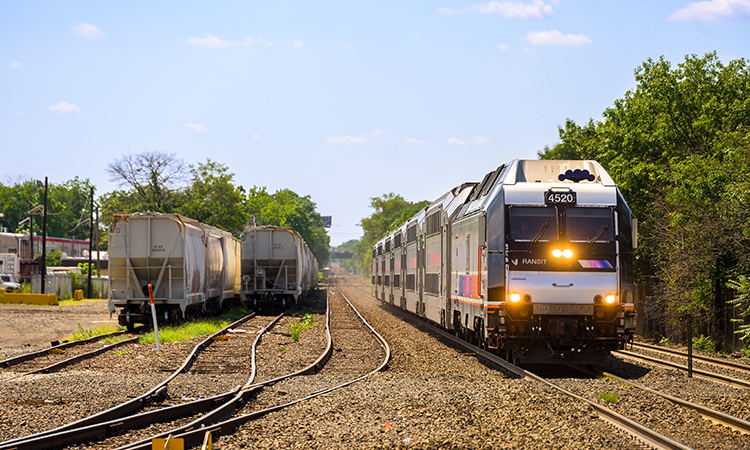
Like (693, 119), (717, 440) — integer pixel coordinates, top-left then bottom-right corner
(105, 150), (188, 213)
(246, 187), (330, 266)
(554, 52), (750, 350)
(537, 142), (580, 160)
(0, 177), (95, 242)
(177, 160), (248, 235)
(356, 193), (429, 275)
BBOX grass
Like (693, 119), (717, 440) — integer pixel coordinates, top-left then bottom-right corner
(114, 350), (130, 356)
(67, 323), (123, 342)
(597, 391), (620, 404)
(100, 335), (131, 344)
(138, 319), (232, 344)
(289, 313), (316, 343)
(59, 298), (107, 306)
(279, 345), (287, 352)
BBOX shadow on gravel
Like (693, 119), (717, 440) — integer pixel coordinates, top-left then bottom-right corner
(594, 355), (652, 380)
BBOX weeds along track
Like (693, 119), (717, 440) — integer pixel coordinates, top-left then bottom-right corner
(0, 312), (261, 449)
(116, 287), (389, 450)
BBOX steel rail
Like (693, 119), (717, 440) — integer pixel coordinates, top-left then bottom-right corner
(0, 326), (145, 369)
(1, 336), (140, 383)
(114, 312), (289, 450)
(0, 312), (258, 450)
(340, 281), (693, 450)
(615, 350), (750, 390)
(115, 291), (333, 450)
(631, 342), (750, 374)
(119, 287), (390, 450)
(571, 365), (750, 436)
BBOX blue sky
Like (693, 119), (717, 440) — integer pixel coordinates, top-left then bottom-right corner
(2, 1), (750, 246)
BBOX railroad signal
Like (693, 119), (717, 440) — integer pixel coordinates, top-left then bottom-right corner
(322, 216), (332, 228)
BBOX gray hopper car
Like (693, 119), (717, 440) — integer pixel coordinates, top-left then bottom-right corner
(241, 226), (318, 307)
(108, 212), (241, 328)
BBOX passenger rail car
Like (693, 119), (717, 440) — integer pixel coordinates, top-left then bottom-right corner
(372, 160), (636, 364)
(108, 212), (242, 327)
(240, 226), (318, 307)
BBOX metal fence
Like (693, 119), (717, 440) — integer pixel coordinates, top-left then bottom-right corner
(31, 274), (109, 300)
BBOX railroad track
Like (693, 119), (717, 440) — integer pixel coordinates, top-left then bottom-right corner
(614, 345), (750, 390)
(336, 277), (740, 450)
(0, 311), (263, 450)
(0, 327), (144, 381)
(116, 286), (389, 450)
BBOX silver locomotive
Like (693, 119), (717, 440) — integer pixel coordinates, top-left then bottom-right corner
(372, 159), (636, 364)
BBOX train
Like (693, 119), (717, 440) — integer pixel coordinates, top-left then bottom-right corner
(240, 226), (319, 307)
(372, 159), (636, 364)
(108, 213), (318, 327)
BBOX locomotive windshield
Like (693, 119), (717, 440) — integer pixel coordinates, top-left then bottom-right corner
(509, 207), (557, 241)
(566, 208), (613, 242)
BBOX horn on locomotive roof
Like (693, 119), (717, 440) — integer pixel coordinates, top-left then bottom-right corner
(558, 168), (596, 183)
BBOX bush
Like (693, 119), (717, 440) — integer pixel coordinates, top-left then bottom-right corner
(692, 334), (715, 351)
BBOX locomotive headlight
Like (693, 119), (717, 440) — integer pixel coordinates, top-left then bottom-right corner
(509, 292), (522, 303)
(552, 249), (574, 258)
(604, 294), (616, 305)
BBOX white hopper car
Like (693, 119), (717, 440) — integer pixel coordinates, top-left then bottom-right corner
(372, 159), (637, 364)
(108, 212), (241, 327)
(241, 226), (318, 307)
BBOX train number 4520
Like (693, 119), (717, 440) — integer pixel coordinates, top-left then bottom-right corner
(545, 191), (577, 205)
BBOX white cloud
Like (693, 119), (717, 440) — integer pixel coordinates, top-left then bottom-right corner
(496, 44), (509, 51)
(241, 36), (273, 47)
(526, 30), (592, 46)
(437, 7), (458, 14)
(185, 123), (209, 132)
(291, 39), (304, 49)
(187, 34), (272, 49)
(446, 138), (468, 146)
(72, 22), (104, 39)
(472, 137), (491, 146)
(326, 136), (367, 145)
(187, 34), (233, 49)
(406, 138), (428, 144)
(253, 134), (261, 140)
(10, 61), (22, 68)
(668, 0), (750, 21)
(438, 1), (553, 18)
(48, 101), (82, 114)
(410, 29), (424, 40)
(337, 40), (356, 49)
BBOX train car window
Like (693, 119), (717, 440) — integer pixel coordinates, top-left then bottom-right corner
(479, 164), (506, 197)
(566, 208), (613, 242)
(394, 234), (402, 248)
(509, 207), (557, 241)
(407, 225), (417, 243)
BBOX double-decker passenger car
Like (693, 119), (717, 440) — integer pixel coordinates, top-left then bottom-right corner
(372, 160), (636, 364)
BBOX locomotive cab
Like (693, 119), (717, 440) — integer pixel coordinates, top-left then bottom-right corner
(494, 161), (636, 363)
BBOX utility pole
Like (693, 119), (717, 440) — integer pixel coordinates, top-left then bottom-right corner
(87, 186), (94, 299)
(96, 206), (100, 279)
(41, 177), (48, 294)
(28, 201), (34, 260)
